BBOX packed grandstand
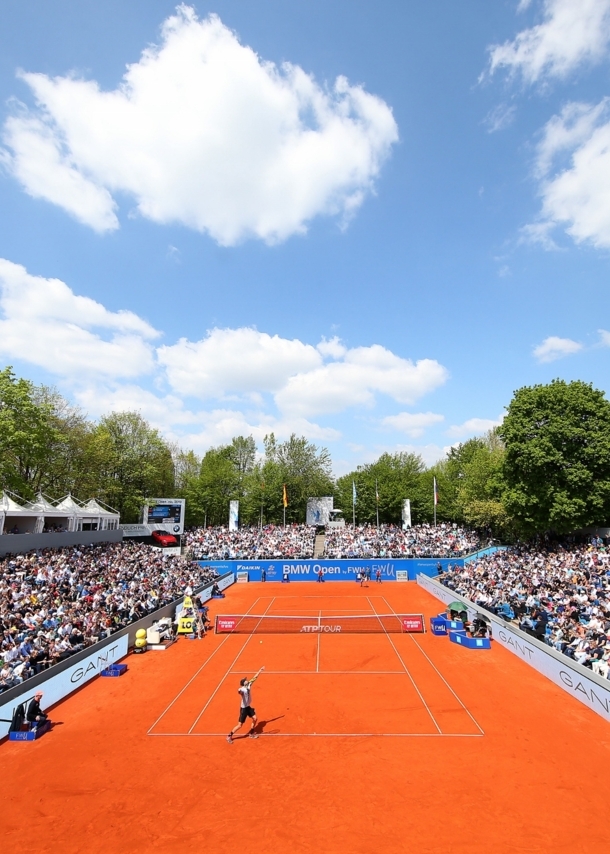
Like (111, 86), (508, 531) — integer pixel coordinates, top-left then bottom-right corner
(5, 525), (610, 694)
(0, 542), (217, 693)
(441, 540), (610, 677)
(184, 522), (481, 560)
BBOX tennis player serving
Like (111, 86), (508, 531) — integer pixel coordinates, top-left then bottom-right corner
(227, 666), (264, 743)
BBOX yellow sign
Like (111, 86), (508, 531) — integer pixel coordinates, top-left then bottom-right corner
(183, 595), (193, 610)
(177, 616), (195, 634)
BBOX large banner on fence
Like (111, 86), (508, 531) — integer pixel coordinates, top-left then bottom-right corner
(0, 634), (128, 740)
(197, 557), (463, 582)
(416, 573), (610, 723)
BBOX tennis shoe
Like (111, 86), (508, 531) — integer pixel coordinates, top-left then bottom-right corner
(226, 735), (233, 744)
(249, 732), (258, 739)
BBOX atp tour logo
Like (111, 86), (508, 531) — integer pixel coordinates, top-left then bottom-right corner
(300, 625), (342, 633)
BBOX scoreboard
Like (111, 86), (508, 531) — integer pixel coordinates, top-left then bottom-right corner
(143, 498), (186, 535)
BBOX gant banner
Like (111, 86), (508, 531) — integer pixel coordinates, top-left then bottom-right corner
(197, 557), (464, 582)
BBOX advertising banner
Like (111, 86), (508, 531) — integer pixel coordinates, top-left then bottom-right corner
(402, 499), (412, 529)
(0, 634), (128, 740)
(217, 617), (239, 633)
(416, 573), (610, 723)
(306, 497), (334, 526)
(229, 500), (239, 532)
(198, 557), (463, 582)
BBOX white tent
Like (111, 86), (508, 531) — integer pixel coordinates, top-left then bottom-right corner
(23, 493), (76, 533)
(81, 498), (120, 530)
(54, 494), (120, 531)
(0, 492), (42, 535)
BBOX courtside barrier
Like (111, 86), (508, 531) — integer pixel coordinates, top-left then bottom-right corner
(0, 635), (128, 740)
(197, 557), (465, 581)
(417, 573), (610, 723)
(0, 570), (234, 741)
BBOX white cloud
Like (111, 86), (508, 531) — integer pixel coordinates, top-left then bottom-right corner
(447, 417), (503, 439)
(527, 100), (610, 248)
(381, 411), (444, 438)
(1, 6), (398, 244)
(488, 0), (610, 84)
(275, 346), (448, 417)
(316, 336), (347, 359)
(598, 329), (610, 347)
(0, 258), (450, 463)
(0, 259), (158, 378)
(158, 327), (323, 399)
(484, 103), (516, 133)
(533, 335), (582, 362)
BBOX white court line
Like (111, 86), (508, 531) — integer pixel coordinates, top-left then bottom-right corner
(187, 597), (276, 734)
(228, 670), (406, 675)
(148, 732), (483, 738)
(147, 595), (263, 735)
(367, 596), (442, 735)
(380, 594), (485, 736)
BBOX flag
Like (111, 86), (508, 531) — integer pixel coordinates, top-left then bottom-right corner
(352, 480), (357, 503)
(282, 484), (288, 508)
(433, 477), (438, 506)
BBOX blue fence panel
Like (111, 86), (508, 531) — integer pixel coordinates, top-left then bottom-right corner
(197, 557), (465, 581)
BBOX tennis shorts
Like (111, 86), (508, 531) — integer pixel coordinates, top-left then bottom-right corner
(239, 705), (256, 724)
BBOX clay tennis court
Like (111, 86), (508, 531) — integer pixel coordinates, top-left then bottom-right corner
(2, 582), (609, 854)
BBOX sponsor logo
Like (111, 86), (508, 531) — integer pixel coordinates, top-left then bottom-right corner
(70, 643), (120, 684)
(401, 617), (423, 631)
(300, 625), (342, 633)
(217, 618), (238, 632)
(497, 629), (535, 661)
(559, 670), (610, 714)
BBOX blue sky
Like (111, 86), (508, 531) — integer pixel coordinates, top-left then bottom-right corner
(1, 0), (610, 474)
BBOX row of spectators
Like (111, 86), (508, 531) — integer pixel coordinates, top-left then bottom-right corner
(185, 524), (316, 560)
(0, 541), (216, 693)
(185, 523), (481, 560)
(323, 523), (480, 558)
(440, 541), (610, 677)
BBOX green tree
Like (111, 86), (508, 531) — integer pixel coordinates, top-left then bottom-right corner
(0, 367), (56, 498)
(500, 380), (610, 534)
(446, 431), (511, 537)
(336, 452), (425, 524)
(253, 433), (334, 524)
(92, 411), (175, 521)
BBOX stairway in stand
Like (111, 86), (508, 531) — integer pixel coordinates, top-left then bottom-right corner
(313, 531), (326, 559)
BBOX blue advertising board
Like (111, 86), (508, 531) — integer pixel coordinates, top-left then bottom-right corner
(197, 557), (464, 582)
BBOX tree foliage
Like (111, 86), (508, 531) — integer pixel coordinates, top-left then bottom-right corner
(500, 380), (610, 534)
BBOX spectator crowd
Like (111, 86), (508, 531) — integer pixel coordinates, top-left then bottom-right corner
(185, 524), (316, 560)
(441, 539), (610, 678)
(185, 522), (481, 561)
(0, 541), (216, 693)
(323, 523), (480, 559)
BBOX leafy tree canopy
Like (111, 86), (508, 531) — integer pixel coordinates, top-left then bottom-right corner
(500, 380), (610, 534)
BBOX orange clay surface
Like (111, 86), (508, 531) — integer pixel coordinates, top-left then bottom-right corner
(2, 581), (610, 854)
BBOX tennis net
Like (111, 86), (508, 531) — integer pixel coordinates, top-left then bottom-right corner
(215, 613), (425, 634)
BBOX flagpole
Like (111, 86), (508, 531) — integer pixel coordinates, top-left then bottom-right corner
(352, 480), (356, 527)
(433, 476), (437, 527)
(375, 479), (379, 529)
